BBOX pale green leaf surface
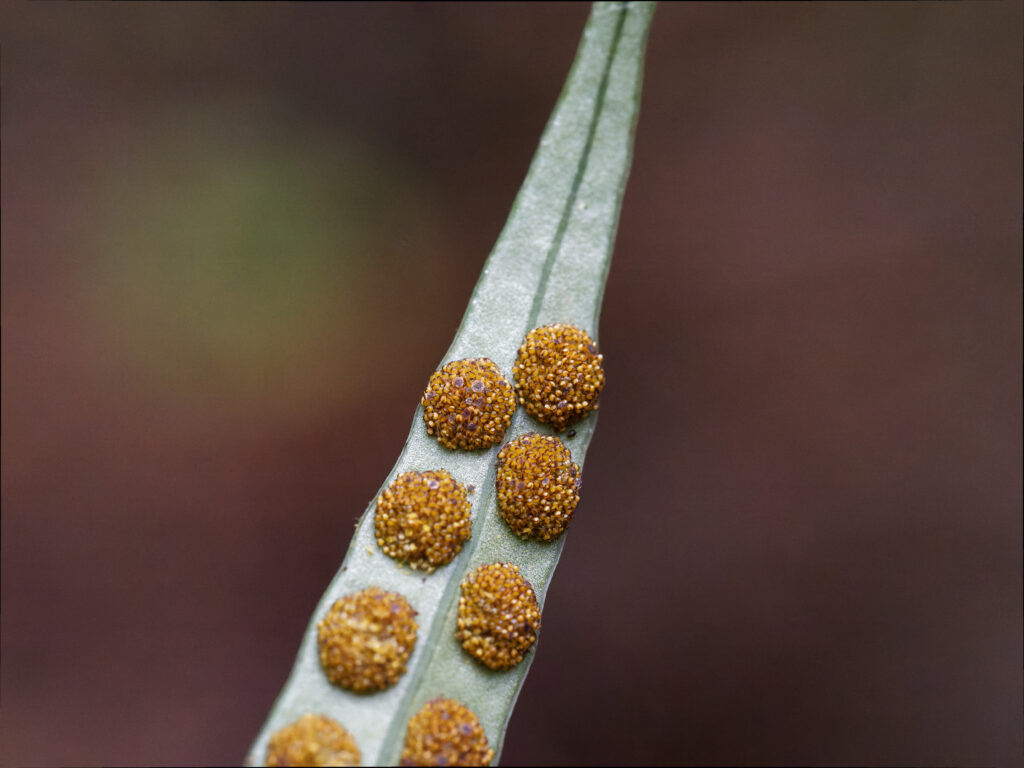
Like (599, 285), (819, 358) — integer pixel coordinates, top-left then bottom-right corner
(246, 3), (653, 765)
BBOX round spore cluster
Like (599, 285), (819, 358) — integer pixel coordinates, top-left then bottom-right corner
(400, 698), (494, 767)
(421, 358), (515, 450)
(375, 470), (472, 572)
(265, 713), (360, 767)
(512, 323), (605, 431)
(495, 433), (580, 541)
(455, 562), (541, 671)
(317, 587), (417, 693)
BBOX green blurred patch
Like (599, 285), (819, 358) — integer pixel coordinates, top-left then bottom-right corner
(87, 106), (433, 427)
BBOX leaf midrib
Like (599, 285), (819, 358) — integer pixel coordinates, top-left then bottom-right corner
(525, 5), (629, 333)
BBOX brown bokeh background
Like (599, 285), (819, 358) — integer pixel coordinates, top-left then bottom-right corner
(2, 3), (1021, 766)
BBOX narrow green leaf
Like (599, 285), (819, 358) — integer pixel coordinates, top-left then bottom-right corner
(247, 3), (654, 765)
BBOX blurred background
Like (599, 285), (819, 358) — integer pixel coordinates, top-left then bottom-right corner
(2, 3), (1021, 766)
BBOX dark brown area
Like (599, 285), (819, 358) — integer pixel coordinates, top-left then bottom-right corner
(2, 3), (1020, 766)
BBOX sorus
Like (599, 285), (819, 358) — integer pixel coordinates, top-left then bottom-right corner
(400, 698), (494, 767)
(495, 433), (580, 541)
(455, 562), (540, 671)
(265, 713), (360, 767)
(375, 470), (472, 572)
(317, 587), (417, 693)
(421, 358), (515, 450)
(512, 323), (604, 431)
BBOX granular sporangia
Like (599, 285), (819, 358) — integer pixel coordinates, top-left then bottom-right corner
(400, 698), (494, 767)
(317, 587), (417, 693)
(265, 713), (360, 767)
(455, 562), (541, 671)
(375, 470), (472, 572)
(421, 358), (515, 450)
(495, 433), (580, 541)
(512, 323), (605, 431)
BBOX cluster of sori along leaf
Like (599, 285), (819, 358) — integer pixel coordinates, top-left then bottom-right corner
(264, 327), (604, 767)
(247, 2), (653, 766)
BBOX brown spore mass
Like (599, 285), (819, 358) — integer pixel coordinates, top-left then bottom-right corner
(400, 698), (494, 766)
(265, 713), (360, 767)
(317, 587), (417, 693)
(512, 323), (605, 431)
(455, 562), (541, 671)
(375, 470), (472, 572)
(421, 358), (515, 450)
(495, 433), (581, 541)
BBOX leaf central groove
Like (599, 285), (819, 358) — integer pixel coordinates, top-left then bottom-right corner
(526, 3), (629, 333)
